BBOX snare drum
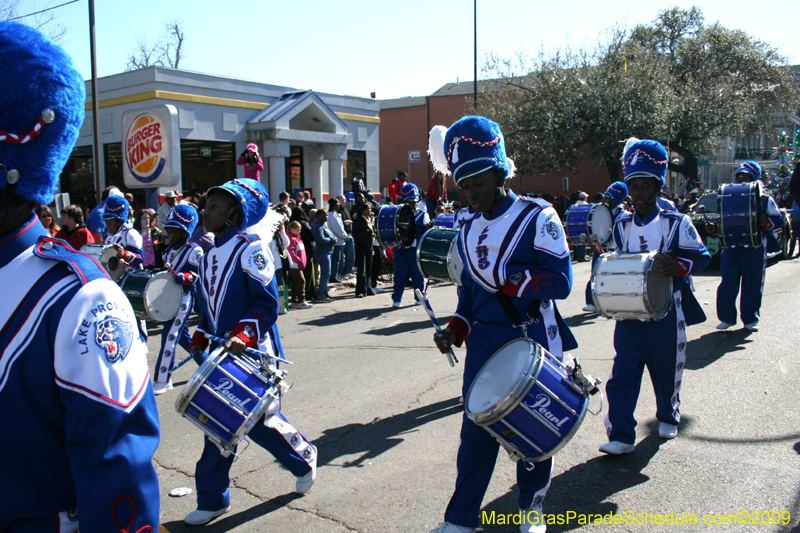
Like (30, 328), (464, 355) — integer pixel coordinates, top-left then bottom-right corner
(120, 270), (183, 322)
(719, 182), (762, 248)
(432, 213), (455, 229)
(80, 243), (125, 281)
(564, 204), (613, 245)
(376, 204), (415, 248)
(416, 227), (463, 285)
(465, 338), (589, 463)
(590, 251), (673, 320)
(175, 347), (283, 457)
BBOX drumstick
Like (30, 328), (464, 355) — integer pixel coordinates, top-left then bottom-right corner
(415, 288), (458, 367)
(580, 233), (604, 255)
(172, 350), (201, 372)
(204, 333), (292, 365)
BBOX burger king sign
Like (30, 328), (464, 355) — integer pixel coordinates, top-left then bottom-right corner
(122, 105), (181, 188)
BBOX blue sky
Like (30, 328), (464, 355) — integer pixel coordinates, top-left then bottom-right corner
(12, 0), (800, 100)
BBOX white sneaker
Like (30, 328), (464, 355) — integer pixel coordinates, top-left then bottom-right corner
(184, 507), (230, 525)
(372, 287), (384, 293)
(745, 322), (759, 332)
(520, 503), (547, 533)
(716, 322), (733, 330)
(392, 301), (401, 308)
(582, 304), (597, 313)
(296, 464), (316, 494)
(429, 523), (474, 533)
(295, 301), (313, 309)
(153, 379), (173, 395)
(599, 441), (635, 455)
(658, 422), (678, 439)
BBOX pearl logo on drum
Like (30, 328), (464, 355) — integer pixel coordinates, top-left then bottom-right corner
(210, 378), (253, 410)
(524, 393), (570, 430)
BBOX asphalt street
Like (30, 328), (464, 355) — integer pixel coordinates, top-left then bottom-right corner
(149, 256), (800, 533)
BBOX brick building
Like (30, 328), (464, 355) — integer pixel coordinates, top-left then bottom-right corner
(379, 80), (612, 205)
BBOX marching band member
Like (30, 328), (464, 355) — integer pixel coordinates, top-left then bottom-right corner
(583, 181), (629, 312)
(0, 21), (160, 532)
(152, 204), (204, 394)
(600, 139), (710, 455)
(391, 182), (430, 307)
(430, 116), (577, 533)
(707, 161), (783, 332)
(184, 178), (317, 526)
(103, 194), (144, 276)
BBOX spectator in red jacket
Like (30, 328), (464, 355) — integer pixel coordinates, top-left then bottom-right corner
(389, 172), (408, 203)
(55, 204), (95, 250)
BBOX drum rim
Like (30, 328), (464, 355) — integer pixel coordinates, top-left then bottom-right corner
(587, 203), (613, 245)
(464, 338), (543, 425)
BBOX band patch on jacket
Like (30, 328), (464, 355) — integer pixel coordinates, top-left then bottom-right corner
(95, 316), (134, 362)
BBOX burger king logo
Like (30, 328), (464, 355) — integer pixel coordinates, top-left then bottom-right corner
(125, 113), (167, 183)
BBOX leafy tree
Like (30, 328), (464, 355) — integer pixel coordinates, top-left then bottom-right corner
(481, 8), (799, 184)
(126, 20), (186, 71)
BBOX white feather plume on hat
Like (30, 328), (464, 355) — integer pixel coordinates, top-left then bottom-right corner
(428, 125), (450, 175)
(506, 157), (517, 180)
(621, 137), (640, 162)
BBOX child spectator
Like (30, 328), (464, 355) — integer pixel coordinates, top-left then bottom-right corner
(287, 221), (313, 309)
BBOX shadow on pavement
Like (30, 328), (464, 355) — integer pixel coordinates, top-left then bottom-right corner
(684, 329), (754, 371)
(478, 432), (670, 532)
(314, 397), (463, 468)
(161, 493), (303, 533)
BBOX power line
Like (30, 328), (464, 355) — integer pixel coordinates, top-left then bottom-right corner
(9, 0), (80, 21)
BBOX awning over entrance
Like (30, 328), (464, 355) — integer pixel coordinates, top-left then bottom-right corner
(247, 90), (352, 204)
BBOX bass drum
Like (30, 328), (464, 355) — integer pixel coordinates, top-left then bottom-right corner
(719, 182), (762, 248)
(591, 251), (673, 321)
(416, 227), (463, 285)
(564, 204), (613, 245)
(120, 270), (183, 322)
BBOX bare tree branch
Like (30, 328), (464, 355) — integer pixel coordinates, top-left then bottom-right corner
(126, 20), (186, 71)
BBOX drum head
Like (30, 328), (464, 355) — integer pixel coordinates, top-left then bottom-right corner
(396, 204), (416, 247)
(447, 238), (464, 286)
(145, 271), (184, 322)
(589, 204), (613, 244)
(466, 338), (536, 417)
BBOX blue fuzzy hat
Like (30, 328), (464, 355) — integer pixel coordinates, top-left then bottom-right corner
(207, 178), (268, 228)
(603, 181), (629, 205)
(622, 139), (669, 187)
(103, 195), (130, 222)
(428, 116), (509, 184)
(735, 161), (762, 181)
(164, 203), (198, 236)
(0, 22), (86, 205)
(401, 183), (420, 202)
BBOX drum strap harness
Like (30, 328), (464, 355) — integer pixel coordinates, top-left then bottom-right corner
(495, 291), (540, 339)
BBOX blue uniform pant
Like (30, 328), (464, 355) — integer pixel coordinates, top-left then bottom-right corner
(195, 412), (316, 511)
(444, 323), (556, 529)
(605, 293), (686, 445)
(717, 247), (766, 325)
(154, 291), (194, 383)
(392, 246), (425, 304)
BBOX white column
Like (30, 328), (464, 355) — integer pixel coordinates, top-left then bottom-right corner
(268, 156), (285, 201)
(306, 146), (326, 208)
(327, 159), (344, 200)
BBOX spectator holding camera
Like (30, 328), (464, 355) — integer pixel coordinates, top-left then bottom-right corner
(237, 142), (264, 182)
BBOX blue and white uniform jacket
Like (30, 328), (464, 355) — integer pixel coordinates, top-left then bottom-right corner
(196, 229), (284, 360)
(410, 206), (430, 247)
(165, 241), (203, 290)
(104, 225), (144, 275)
(0, 215), (160, 532)
(612, 205), (711, 324)
(449, 192), (577, 354)
(761, 195), (783, 252)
